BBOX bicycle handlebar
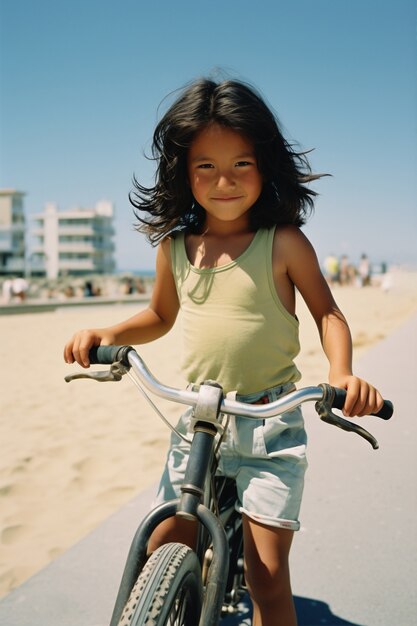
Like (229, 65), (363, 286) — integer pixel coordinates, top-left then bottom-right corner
(331, 387), (393, 420)
(86, 345), (393, 421)
(89, 344), (132, 365)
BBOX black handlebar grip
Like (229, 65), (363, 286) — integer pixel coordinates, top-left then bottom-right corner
(332, 387), (393, 420)
(89, 345), (133, 366)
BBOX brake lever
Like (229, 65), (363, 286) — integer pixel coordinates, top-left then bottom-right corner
(316, 385), (379, 449)
(64, 361), (129, 383)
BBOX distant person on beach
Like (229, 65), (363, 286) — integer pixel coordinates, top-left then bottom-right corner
(11, 277), (29, 302)
(121, 277), (134, 295)
(339, 254), (356, 286)
(2, 278), (13, 303)
(340, 255), (349, 285)
(323, 253), (340, 286)
(358, 253), (371, 287)
(135, 277), (146, 294)
(83, 280), (95, 297)
(64, 77), (384, 626)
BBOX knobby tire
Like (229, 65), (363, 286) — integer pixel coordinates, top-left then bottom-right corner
(117, 542), (203, 626)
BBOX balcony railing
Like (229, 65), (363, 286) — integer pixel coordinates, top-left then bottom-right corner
(0, 258), (25, 272)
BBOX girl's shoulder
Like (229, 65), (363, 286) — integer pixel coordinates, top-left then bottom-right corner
(272, 225), (316, 260)
(160, 229), (184, 248)
(158, 233), (180, 266)
(159, 230), (188, 270)
(273, 224), (305, 243)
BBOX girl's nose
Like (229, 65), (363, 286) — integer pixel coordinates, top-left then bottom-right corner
(216, 172), (235, 188)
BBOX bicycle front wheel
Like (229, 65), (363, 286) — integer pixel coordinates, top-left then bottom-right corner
(117, 542), (203, 626)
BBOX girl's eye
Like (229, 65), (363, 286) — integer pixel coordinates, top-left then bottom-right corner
(235, 161), (252, 167)
(197, 163), (214, 169)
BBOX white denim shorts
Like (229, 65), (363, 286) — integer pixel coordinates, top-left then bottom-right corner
(153, 382), (308, 531)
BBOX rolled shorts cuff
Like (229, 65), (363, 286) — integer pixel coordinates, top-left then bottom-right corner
(238, 506), (301, 531)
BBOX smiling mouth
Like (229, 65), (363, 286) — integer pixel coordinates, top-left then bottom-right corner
(212, 196), (242, 201)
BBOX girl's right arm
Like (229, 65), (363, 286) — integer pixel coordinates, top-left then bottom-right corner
(63, 238), (179, 368)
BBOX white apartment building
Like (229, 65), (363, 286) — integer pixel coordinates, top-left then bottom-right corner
(0, 189), (26, 275)
(32, 200), (116, 278)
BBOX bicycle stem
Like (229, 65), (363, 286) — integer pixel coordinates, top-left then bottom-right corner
(177, 382), (224, 520)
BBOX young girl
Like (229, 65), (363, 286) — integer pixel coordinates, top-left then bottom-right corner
(64, 78), (383, 626)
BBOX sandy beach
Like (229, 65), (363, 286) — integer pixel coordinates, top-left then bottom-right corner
(1, 268), (417, 598)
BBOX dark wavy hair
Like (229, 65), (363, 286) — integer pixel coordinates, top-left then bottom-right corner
(130, 78), (326, 244)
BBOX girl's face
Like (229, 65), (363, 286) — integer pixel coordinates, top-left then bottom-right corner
(187, 124), (263, 228)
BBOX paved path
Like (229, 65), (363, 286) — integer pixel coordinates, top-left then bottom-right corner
(1, 314), (416, 625)
(290, 312), (417, 625)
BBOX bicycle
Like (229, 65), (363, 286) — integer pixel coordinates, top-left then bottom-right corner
(65, 345), (393, 626)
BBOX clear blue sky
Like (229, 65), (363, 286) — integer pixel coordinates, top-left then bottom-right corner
(1, 0), (416, 270)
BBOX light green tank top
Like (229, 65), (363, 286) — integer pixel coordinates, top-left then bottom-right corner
(171, 227), (301, 395)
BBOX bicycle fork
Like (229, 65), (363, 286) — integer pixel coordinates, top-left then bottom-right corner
(109, 382), (229, 626)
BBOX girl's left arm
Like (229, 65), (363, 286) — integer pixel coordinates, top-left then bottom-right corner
(279, 227), (383, 417)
